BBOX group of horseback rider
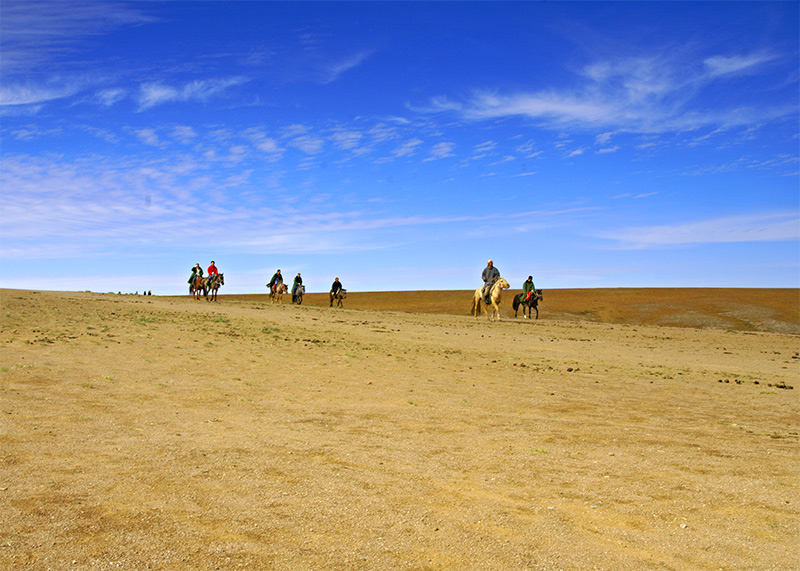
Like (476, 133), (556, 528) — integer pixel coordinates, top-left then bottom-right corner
(191, 259), (530, 306)
(188, 261), (219, 288)
(482, 259), (536, 305)
(267, 270), (344, 304)
(266, 269), (304, 303)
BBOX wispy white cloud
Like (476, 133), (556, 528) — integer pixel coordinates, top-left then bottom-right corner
(0, 0), (156, 76)
(704, 53), (776, 78)
(600, 212), (800, 249)
(134, 128), (161, 147)
(0, 82), (83, 107)
(170, 125), (197, 144)
(422, 52), (794, 135)
(331, 129), (364, 150)
(320, 51), (372, 84)
(94, 88), (127, 107)
(474, 140), (497, 155)
(424, 142), (455, 161)
(137, 77), (248, 110)
(392, 138), (423, 158)
(596, 131), (615, 145)
(245, 129), (284, 158)
(288, 133), (325, 155)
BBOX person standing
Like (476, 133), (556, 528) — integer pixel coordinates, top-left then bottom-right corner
(481, 260), (500, 304)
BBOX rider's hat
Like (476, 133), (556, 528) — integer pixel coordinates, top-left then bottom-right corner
(528, 276), (532, 280)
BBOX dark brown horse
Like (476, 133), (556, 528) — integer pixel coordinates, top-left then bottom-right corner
(513, 289), (543, 319)
(207, 273), (224, 302)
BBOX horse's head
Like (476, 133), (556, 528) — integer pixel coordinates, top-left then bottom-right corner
(497, 278), (510, 289)
(218, 273), (224, 285)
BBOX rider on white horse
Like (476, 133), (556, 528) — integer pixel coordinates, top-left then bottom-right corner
(481, 260), (500, 304)
(267, 269), (283, 293)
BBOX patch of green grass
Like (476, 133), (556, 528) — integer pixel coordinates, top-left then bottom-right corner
(134, 316), (157, 325)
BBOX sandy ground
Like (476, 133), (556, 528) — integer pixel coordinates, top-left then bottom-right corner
(1, 288), (798, 571)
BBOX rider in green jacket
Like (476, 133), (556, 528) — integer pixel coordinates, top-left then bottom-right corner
(522, 275), (536, 301)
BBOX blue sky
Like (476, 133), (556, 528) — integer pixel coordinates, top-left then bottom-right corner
(1, 1), (798, 295)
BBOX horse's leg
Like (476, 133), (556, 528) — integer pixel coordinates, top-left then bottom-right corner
(492, 300), (500, 321)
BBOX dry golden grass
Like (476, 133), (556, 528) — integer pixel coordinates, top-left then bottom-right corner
(1, 288), (798, 570)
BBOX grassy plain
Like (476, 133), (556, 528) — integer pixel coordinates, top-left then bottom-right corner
(1, 288), (798, 570)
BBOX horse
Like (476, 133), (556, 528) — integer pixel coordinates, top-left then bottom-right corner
(206, 273), (224, 302)
(270, 282), (288, 303)
(190, 276), (207, 300)
(513, 289), (543, 319)
(292, 284), (305, 305)
(330, 289), (346, 308)
(471, 278), (510, 321)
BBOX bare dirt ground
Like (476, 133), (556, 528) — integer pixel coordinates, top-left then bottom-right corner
(1, 288), (798, 571)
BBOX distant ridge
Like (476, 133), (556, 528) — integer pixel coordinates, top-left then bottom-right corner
(218, 288), (800, 334)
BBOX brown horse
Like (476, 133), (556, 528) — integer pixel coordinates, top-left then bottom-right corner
(330, 289), (346, 308)
(471, 278), (510, 321)
(269, 282), (288, 303)
(190, 276), (207, 300)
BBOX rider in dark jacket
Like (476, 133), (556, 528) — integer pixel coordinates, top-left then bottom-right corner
(481, 260), (500, 303)
(267, 270), (283, 293)
(188, 263), (203, 285)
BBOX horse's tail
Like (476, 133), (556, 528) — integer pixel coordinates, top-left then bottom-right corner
(471, 295), (479, 317)
(512, 294), (521, 311)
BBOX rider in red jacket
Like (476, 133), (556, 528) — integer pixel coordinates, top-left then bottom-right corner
(207, 261), (219, 276)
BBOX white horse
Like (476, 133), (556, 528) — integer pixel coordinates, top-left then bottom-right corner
(471, 278), (510, 321)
